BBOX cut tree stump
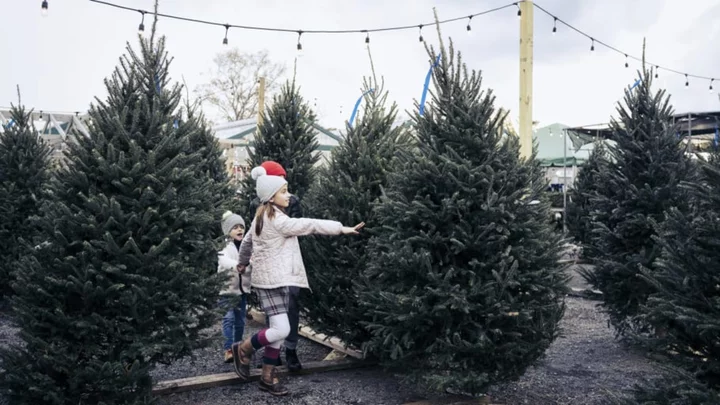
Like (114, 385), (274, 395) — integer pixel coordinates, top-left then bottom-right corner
(152, 358), (374, 395)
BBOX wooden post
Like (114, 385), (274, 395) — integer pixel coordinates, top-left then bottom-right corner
(257, 76), (266, 129)
(519, 0), (534, 159)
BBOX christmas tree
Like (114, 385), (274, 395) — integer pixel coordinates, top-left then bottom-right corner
(580, 62), (696, 335)
(0, 102), (52, 299)
(609, 369), (720, 404)
(631, 152), (720, 389)
(359, 32), (568, 395)
(235, 79), (319, 220)
(301, 78), (411, 346)
(565, 141), (607, 250)
(0, 30), (231, 404)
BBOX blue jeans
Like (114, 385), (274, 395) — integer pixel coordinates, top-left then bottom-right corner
(220, 294), (247, 351)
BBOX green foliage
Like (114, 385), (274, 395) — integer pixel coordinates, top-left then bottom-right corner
(0, 105), (52, 298)
(580, 66), (696, 335)
(608, 369), (720, 405)
(566, 142), (607, 249)
(359, 38), (569, 395)
(629, 152), (720, 390)
(235, 80), (319, 220)
(0, 35), (232, 404)
(301, 78), (411, 347)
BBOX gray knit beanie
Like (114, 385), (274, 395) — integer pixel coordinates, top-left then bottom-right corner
(251, 166), (288, 203)
(221, 211), (245, 236)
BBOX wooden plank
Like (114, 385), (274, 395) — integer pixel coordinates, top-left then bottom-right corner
(298, 324), (364, 359)
(323, 349), (347, 361)
(247, 308), (364, 359)
(152, 358), (373, 396)
(403, 395), (496, 405)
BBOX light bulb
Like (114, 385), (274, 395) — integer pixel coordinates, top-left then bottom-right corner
(41, 0), (48, 17)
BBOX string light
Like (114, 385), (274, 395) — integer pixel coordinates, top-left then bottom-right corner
(85, 0), (718, 92)
(222, 24), (229, 45)
(532, 2), (717, 92)
(365, 31), (370, 45)
(624, 54), (628, 68)
(710, 79), (715, 93)
(138, 11), (145, 33)
(41, 0), (48, 17)
(296, 31), (303, 54)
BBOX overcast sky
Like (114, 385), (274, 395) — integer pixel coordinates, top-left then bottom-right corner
(2, 0), (719, 131)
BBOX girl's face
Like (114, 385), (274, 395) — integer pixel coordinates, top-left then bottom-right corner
(229, 224), (245, 241)
(270, 185), (291, 208)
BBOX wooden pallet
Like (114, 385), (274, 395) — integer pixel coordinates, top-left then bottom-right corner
(152, 358), (373, 395)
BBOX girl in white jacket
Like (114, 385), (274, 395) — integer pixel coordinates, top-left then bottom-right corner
(217, 211), (251, 363)
(231, 166), (364, 396)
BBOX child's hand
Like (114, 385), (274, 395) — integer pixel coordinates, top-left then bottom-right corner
(237, 264), (247, 274)
(341, 222), (365, 235)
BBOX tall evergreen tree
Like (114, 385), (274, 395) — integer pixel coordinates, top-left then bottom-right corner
(0, 30), (231, 404)
(301, 78), (410, 346)
(0, 103), (52, 299)
(565, 141), (607, 249)
(359, 34), (568, 395)
(236, 80), (319, 220)
(580, 64), (695, 335)
(630, 152), (720, 390)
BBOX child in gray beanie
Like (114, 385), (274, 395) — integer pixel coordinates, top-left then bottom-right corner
(217, 210), (251, 363)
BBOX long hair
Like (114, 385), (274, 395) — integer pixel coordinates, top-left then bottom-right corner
(254, 202), (286, 236)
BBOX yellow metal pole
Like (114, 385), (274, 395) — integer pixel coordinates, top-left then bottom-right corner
(519, 0), (534, 159)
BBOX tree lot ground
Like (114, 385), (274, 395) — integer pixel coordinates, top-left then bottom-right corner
(0, 265), (666, 405)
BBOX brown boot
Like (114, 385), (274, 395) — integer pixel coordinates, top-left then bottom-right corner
(258, 364), (289, 396)
(231, 339), (254, 380)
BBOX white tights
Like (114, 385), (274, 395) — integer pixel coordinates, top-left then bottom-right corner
(264, 313), (290, 348)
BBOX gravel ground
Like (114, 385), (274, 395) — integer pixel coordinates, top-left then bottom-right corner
(0, 265), (668, 404)
(150, 314), (332, 381)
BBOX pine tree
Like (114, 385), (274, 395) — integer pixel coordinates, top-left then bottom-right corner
(565, 141), (607, 249)
(630, 152), (720, 389)
(609, 369), (720, 405)
(236, 80), (319, 220)
(301, 78), (410, 346)
(580, 64), (696, 335)
(0, 103), (52, 299)
(0, 32), (231, 404)
(359, 34), (568, 395)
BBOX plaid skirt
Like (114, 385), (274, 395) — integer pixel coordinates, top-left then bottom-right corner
(255, 287), (290, 317)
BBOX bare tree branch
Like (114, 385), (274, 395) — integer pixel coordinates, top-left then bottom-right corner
(195, 49), (286, 122)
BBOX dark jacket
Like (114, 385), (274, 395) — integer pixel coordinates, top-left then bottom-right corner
(248, 195), (303, 221)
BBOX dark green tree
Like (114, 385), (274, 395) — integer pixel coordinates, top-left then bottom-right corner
(609, 369), (720, 405)
(0, 30), (231, 404)
(359, 34), (569, 395)
(580, 64), (696, 335)
(235, 80), (319, 220)
(0, 102), (53, 299)
(565, 141), (607, 248)
(628, 152), (720, 391)
(301, 78), (411, 347)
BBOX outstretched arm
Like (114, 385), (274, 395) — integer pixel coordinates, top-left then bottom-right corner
(274, 214), (365, 237)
